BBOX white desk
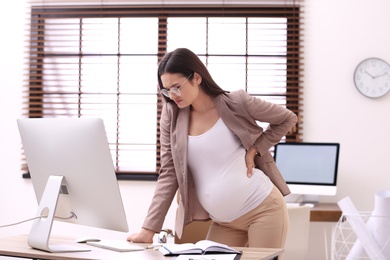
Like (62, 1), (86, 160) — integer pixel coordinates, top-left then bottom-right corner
(0, 235), (283, 260)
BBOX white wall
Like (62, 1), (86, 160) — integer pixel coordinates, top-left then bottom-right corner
(1, 0), (390, 259)
(304, 0), (390, 211)
(303, 1), (390, 258)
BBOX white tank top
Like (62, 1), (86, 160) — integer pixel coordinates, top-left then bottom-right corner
(187, 118), (273, 222)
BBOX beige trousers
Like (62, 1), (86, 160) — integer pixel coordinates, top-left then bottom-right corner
(206, 185), (289, 248)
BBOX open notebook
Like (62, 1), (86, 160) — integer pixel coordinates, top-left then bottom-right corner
(158, 240), (241, 256)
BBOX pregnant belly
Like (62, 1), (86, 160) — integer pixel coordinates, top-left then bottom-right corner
(196, 169), (262, 222)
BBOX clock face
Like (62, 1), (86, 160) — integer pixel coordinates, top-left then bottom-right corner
(354, 58), (390, 98)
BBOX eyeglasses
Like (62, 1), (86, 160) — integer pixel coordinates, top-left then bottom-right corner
(160, 74), (192, 98)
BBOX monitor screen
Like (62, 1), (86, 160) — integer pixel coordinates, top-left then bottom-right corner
(17, 118), (129, 253)
(274, 142), (340, 198)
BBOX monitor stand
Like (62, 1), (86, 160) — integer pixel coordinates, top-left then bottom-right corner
(285, 194), (320, 205)
(301, 195), (320, 204)
(28, 175), (90, 253)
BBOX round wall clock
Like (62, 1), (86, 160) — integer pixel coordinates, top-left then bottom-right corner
(353, 58), (390, 98)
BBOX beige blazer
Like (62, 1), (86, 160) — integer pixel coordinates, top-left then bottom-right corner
(142, 90), (298, 238)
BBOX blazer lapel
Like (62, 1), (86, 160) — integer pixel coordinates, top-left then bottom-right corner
(213, 94), (252, 149)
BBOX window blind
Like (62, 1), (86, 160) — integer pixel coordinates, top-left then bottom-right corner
(23, 2), (304, 179)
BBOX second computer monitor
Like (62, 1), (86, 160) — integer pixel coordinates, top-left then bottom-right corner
(274, 142), (340, 201)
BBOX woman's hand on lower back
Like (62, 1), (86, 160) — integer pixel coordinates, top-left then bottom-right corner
(245, 146), (258, 178)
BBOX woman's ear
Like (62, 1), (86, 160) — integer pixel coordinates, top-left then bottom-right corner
(193, 72), (202, 85)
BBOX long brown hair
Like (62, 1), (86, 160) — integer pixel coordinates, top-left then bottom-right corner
(157, 48), (228, 102)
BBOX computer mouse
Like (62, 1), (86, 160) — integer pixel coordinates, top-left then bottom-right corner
(75, 237), (101, 243)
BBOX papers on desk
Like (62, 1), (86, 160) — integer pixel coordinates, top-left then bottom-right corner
(175, 254), (238, 260)
(86, 239), (145, 252)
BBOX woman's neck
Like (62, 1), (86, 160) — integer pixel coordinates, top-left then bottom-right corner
(190, 90), (215, 114)
(189, 91), (220, 136)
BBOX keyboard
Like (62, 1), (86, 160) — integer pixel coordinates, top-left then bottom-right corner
(86, 239), (146, 252)
(286, 202), (301, 207)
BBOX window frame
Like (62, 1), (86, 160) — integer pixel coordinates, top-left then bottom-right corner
(23, 5), (303, 180)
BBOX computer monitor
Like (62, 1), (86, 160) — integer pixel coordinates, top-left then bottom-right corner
(17, 118), (129, 253)
(274, 142), (340, 203)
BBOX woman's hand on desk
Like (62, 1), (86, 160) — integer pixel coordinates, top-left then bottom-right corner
(127, 228), (154, 243)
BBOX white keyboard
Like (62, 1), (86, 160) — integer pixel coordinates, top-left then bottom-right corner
(286, 202), (301, 207)
(286, 202), (315, 208)
(86, 239), (146, 252)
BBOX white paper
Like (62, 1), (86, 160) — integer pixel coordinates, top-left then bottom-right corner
(175, 254), (237, 260)
(337, 196), (386, 260)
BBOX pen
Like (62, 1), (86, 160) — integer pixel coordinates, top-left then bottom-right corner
(144, 244), (162, 249)
(188, 258), (215, 260)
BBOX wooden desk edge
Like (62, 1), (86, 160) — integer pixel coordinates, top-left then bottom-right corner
(310, 203), (342, 222)
(0, 235), (284, 260)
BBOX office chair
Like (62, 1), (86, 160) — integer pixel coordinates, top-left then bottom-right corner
(174, 219), (212, 244)
(281, 205), (311, 260)
(174, 191), (212, 244)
